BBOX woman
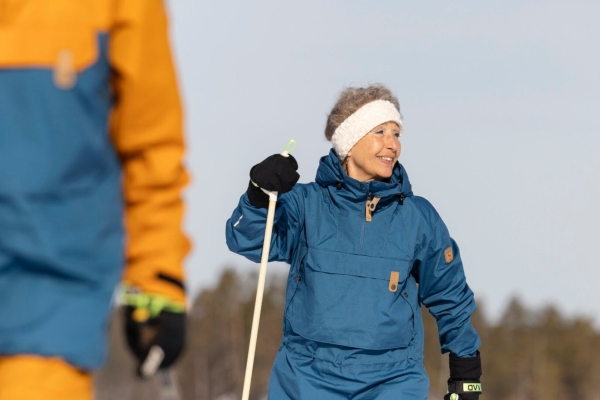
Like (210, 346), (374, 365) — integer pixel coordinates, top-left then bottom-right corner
(226, 85), (482, 400)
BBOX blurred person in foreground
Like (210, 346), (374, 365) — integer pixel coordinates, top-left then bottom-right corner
(0, 1), (190, 399)
(226, 85), (482, 399)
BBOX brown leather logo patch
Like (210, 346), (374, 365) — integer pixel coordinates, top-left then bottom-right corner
(54, 50), (76, 90)
(389, 271), (399, 292)
(444, 247), (454, 263)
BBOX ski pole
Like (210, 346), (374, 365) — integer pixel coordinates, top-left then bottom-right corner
(139, 346), (181, 400)
(138, 321), (182, 400)
(241, 140), (297, 400)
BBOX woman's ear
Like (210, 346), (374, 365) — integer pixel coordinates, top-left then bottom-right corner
(347, 150), (352, 158)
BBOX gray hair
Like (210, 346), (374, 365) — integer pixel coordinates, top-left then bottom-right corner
(325, 84), (402, 141)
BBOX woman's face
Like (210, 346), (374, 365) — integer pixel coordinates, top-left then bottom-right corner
(345, 121), (401, 182)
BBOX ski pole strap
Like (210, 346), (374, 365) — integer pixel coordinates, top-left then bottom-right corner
(281, 139), (297, 157)
(447, 380), (482, 395)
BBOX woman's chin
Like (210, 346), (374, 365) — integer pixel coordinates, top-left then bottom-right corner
(379, 168), (394, 178)
(374, 170), (393, 181)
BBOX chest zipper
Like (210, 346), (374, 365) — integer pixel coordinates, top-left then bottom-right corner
(360, 192), (381, 252)
(365, 192), (381, 222)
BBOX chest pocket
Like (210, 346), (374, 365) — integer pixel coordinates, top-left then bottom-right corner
(286, 247), (418, 350)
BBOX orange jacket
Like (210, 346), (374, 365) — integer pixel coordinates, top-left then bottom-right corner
(0, 0), (189, 368)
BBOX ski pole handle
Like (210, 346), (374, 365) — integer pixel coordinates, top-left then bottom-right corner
(259, 139), (297, 201)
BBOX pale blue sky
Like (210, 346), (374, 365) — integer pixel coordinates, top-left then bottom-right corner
(168, 1), (600, 324)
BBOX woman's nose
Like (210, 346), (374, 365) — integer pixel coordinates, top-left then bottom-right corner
(385, 134), (400, 152)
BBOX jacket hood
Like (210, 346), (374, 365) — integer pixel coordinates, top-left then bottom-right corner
(315, 149), (413, 199)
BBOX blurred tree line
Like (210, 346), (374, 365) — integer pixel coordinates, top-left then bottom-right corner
(96, 268), (600, 400)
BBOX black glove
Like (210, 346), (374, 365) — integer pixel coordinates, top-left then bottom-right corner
(123, 295), (186, 378)
(247, 154), (300, 208)
(444, 351), (482, 400)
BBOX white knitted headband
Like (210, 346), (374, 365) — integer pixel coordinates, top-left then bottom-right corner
(331, 100), (402, 161)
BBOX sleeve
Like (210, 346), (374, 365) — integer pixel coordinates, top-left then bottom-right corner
(108, 0), (190, 304)
(225, 188), (303, 264)
(412, 202), (481, 357)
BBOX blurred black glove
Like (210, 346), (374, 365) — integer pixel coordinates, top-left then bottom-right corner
(444, 351), (482, 400)
(123, 290), (186, 379)
(247, 154), (300, 208)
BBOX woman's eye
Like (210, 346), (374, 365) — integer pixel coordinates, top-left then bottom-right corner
(375, 130), (384, 135)
(394, 132), (401, 138)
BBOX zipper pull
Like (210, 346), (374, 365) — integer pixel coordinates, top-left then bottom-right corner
(365, 194), (380, 222)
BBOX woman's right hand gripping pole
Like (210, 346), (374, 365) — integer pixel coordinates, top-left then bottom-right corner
(246, 153), (300, 208)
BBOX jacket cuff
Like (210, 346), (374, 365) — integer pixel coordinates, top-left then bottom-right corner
(449, 350), (482, 380)
(122, 284), (186, 317)
(122, 271), (186, 305)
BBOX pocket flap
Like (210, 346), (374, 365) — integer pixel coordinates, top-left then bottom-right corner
(305, 248), (410, 281)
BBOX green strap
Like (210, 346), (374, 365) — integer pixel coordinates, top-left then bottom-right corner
(462, 382), (482, 392)
(447, 382), (482, 398)
(282, 139), (297, 154)
(123, 288), (185, 318)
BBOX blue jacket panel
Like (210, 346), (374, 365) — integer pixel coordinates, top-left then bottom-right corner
(226, 150), (480, 357)
(0, 34), (124, 369)
(269, 332), (430, 400)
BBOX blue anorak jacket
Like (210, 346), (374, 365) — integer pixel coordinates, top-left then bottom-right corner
(226, 150), (480, 399)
